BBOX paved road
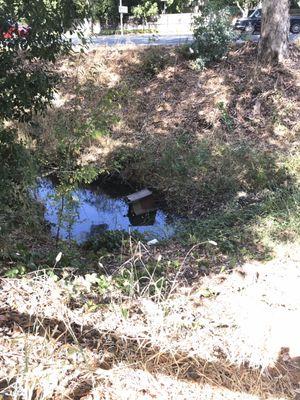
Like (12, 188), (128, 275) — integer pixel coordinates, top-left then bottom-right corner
(236, 33), (300, 43)
(72, 32), (299, 49)
(72, 33), (193, 48)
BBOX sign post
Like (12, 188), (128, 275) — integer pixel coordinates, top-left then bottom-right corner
(119, 0), (128, 36)
(161, 0), (167, 14)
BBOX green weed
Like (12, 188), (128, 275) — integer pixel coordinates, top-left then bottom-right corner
(179, 186), (300, 259)
(82, 230), (145, 253)
(108, 146), (142, 174)
(156, 137), (289, 211)
(217, 101), (235, 131)
(98, 275), (112, 294)
(139, 47), (172, 78)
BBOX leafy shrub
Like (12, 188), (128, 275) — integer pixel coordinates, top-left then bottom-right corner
(132, 1), (159, 24)
(140, 47), (171, 78)
(191, 7), (234, 69)
(108, 146), (142, 174)
(0, 127), (37, 207)
(82, 230), (145, 253)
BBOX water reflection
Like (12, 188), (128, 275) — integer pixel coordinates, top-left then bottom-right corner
(128, 208), (157, 226)
(35, 179), (177, 242)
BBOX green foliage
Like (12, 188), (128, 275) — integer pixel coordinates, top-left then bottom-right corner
(158, 138), (289, 206)
(191, 6), (234, 70)
(257, 188), (300, 244)
(0, 0), (92, 274)
(92, 0), (119, 26)
(39, 111), (99, 189)
(0, 127), (37, 207)
(179, 186), (300, 259)
(132, 0), (159, 23)
(37, 87), (122, 189)
(114, 262), (168, 297)
(97, 274), (112, 294)
(200, 0), (256, 14)
(0, 0), (89, 213)
(166, 0), (195, 13)
(108, 146), (141, 174)
(139, 47), (172, 78)
(0, 0), (89, 121)
(4, 264), (27, 278)
(82, 230), (144, 253)
(0, 228), (87, 275)
(217, 101), (234, 131)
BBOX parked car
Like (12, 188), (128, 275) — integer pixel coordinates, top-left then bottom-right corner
(17, 24), (31, 38)
(234, 8), (300, 35)
(0, 19), (30, 41)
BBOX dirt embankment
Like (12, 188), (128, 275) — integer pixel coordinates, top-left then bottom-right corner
(28, 44), (300, 215)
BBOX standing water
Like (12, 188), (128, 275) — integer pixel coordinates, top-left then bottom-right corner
(35, 179), (177, 243)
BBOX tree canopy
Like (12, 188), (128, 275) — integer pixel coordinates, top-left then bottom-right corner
(0, 0), (89, 121)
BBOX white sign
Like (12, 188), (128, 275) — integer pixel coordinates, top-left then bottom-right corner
(119, 6), (128, 13)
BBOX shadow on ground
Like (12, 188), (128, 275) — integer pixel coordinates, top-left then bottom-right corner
(0, 306), (298, 399)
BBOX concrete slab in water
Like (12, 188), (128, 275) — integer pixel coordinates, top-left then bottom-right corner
(126, 189), (152, 203)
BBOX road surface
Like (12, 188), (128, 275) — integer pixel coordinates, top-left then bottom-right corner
(236, 33), (299, 44)
(72, 33), (193, 48)
(71, 32), (300, 49)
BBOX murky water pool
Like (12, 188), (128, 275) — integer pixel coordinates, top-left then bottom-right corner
(35, 179), (178, 243)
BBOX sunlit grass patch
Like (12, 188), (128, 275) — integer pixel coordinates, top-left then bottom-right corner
(1, 246), (299, 399)
(179, 184), (299, 261)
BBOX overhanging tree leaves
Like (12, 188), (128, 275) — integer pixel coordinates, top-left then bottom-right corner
(0, 0), (89, 206)
(132, 0), (159, 25)
(0, 0), (89, 121)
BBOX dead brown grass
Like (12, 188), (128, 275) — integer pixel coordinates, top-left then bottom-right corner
(20, 43), (300, 216)
(0, 243), (299, 399)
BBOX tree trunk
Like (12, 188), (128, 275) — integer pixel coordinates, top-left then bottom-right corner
(236, 1), (248, 18)
(258, 0), (290, 64)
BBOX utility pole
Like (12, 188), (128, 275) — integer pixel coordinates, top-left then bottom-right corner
(119, 0), (124, 36)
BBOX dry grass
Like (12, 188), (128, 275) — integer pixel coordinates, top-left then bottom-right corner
(19, 43), (300, 216)
(0, 243), (299, 399)
(5, 44), (300, 399)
